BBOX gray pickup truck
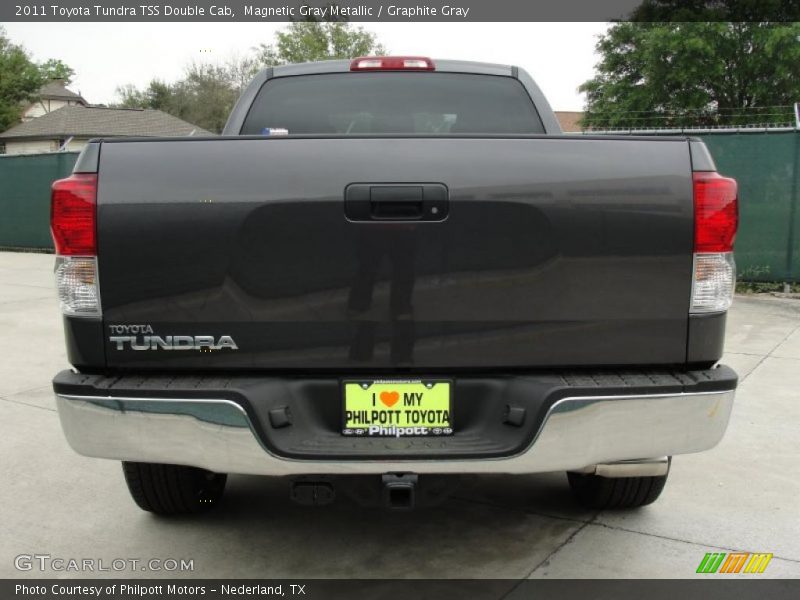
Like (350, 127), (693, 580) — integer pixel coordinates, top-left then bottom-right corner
(51, 57), (739, 514)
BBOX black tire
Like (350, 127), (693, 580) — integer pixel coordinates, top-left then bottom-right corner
(567, 466), (669, 510)
(122, 462), (227, 515)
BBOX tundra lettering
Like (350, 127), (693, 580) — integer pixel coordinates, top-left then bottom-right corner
(108, 335), (238, 351)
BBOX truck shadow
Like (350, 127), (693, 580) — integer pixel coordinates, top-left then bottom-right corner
(221, 473), (589, 518)
(142, 473), (596, 578)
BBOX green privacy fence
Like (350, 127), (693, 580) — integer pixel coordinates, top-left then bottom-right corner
(586, 128), (800, 283)
(700, 131), (799, 283)
(0, 152), (79, 250)
(0, 136), (798, 282)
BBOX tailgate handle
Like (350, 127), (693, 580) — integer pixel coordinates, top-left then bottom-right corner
(370, 186), (423, 220)
(345, 184), (448, 222)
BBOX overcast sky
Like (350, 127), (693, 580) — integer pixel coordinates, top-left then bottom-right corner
(3, 22), (608, 111)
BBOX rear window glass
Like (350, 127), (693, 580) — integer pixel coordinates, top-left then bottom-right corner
(240, 72), (544, 135)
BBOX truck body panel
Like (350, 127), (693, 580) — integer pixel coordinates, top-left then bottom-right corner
(95, 135), (694, 370)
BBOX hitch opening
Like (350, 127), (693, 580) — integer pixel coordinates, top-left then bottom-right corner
(382, 473), (417, 510)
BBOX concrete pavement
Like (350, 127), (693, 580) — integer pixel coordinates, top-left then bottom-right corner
(1, 251), (798, 579)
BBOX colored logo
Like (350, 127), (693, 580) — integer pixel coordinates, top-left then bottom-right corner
(379, 391), (400, 407)
(696, 552), (773, 574)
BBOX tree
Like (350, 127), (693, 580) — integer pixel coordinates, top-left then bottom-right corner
(580, 22), (800, 129)
(115, 79), (174, 111)
(629, 0), (800, 22)
(224, 53), (260, 94)
(115, 83), (148, 108)
(115, 65), (239, 133)
(170, 63), (240, 133)
(38, 58), (75, 83)
(257, 21), (386, 66)
(0, 27), (45, 131)
(114, 21), (386, 133)
(0, 27), (78, 131)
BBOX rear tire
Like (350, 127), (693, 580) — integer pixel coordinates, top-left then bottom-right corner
(122, 462), (226, 515)
(567, 466), (669, 509)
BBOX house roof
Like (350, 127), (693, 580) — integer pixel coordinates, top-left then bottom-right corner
(36, 79), (87, 103)
(554, 111), (585, 133)
(0, 105), (213, 140)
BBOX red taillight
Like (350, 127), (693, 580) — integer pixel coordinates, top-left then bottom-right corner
(693, 171), (738, 252)
(350, 56), (435, 71)
(51, 173), (97, 256)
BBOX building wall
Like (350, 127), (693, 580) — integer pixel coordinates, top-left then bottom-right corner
(21, 99), (81, 121)
(2, 138), (89, 155)
(59, 138), (89, 153)
(554, 111), (585, 133)
(3, 140), (53, 154)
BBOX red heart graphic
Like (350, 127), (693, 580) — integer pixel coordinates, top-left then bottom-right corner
(380, 391), (400, 407)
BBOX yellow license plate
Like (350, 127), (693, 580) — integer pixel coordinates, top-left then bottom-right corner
(342, 380), (452, 437)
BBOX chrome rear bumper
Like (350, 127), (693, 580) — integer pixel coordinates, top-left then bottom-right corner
(55, 388), (735, 476)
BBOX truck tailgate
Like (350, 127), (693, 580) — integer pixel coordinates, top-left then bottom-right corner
(96, 136), (694, 369)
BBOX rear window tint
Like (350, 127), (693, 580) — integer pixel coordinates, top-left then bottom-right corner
(240, 72), (544, 135)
